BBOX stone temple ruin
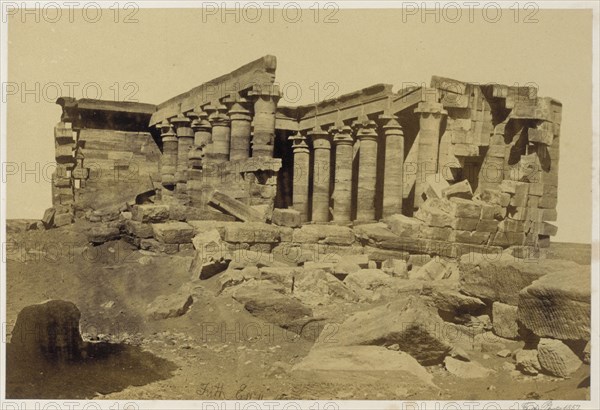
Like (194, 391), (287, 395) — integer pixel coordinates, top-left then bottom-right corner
(45, 55), (561, 260)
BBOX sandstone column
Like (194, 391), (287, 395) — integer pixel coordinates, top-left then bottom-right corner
(414, 93), (447, 209)
(171, 113), (193, 195)
(309, 127), (332, 223)
(159, 120), (177, 189)
(332, 126), (354, 223)
(210, 105), (231, 163)
(355, 120), (379, 222)
(290, 133), (310, 223)
(229, 100), (252, 161)
(381, 115), (404, 217)
(249, 86), (280, 158)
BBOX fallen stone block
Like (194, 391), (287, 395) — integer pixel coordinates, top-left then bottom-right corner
(217, 268), (259, 292)
(444, 357), (494, 379)
(292, 224), (355, 246)
(492, 302), (519, 340)
(232, 281), (312, 330)
(152, 221), (195, 244)
(87, 225), (121, 245)
(139, 239), (179, 254)
(537, 338), (582, 378)
(53, 212), (73, 227)
(316, 296), (452, 365)
(442, 179), (473, 200)
(425, 173), (450, 199)
(381, 259), (408, 278)
(412, 258), (458, 281)
(292, 346), (435, 387)
(224, 222), (280, 243)
(271, 208), (302, 228)
(364, 246), (409, 262)
(448, 197), (481, 219)
(414, 199), (454, 228)
(41, 207), (56, 228)
(518, 266), (590, 341)
(131, 204), (170, 223)
(385, 214), (424, 238)
(515, 349), (541, 375)
(190, 251), (232, 280)
(209, 190), (264, 222)
(430, 289), (486, 319)
(451, 230), (490, 245)
(169, 204), (236, 222)
(479, 189), (511, 207)
(460, 252), (555, 305)
(294, 269), (359, 305)
(146, 289), (193, 320)
(124, 220), (154, 239)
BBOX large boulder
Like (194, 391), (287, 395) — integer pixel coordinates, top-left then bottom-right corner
(537, 338), (582, 378)
(316, 296), (452, 365)
(152, 221), (195, 244)
(131, 204), (170, 223)
(492, 302), (520, 340)
(10, 300), (83, 361)
(515, 349), (542, 375)
(294, 269), (359, 305)
(518, 267), (590, 341)
(459, 252), (556, 305)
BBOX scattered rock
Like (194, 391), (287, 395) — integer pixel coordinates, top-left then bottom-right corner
(87, 225), (121, 244)
(381, 259), (408, 278)
(271, 208), (301, 228)
(515, 349), (541, 375)
(132, 204), (170, 223)
(152, 221), (195, 244)
(497, 349), (512, 358)
(318, 296), (452, 365)
(444, 356), (494, 378)
(492, 302), (520, 340)
(146, 290), (193, 320)
(293, 346), (435, 387)
(537, 338), (582, 378)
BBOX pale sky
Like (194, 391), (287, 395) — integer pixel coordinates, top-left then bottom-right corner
(5, 7), (593, 243)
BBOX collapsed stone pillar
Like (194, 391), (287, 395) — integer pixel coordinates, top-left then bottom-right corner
(381, 115), (404, 218)
(355, 120), (379, 222)
(290, 133), (310, 223)
(332, 126), (354, 223)
(249, 86), (280, 158)
(309, 127), (332, 223)
(228, 100), (252, 161)
(414, 92), (447, 209)
(159, 120), (177, 189)
(210, 105), (231, 163)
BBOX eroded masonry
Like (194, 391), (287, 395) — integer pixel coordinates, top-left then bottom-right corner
(45, 55), (561, 259)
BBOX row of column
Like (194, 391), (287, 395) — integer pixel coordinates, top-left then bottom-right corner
(157, 89), (280, 199)
(290, 116), (406, 224)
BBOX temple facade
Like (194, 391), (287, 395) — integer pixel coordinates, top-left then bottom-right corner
(49, 55), (561, 254)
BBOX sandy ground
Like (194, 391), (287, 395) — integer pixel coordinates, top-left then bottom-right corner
(3, 221), (591, 400)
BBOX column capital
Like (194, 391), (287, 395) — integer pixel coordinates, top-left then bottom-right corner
(191, 111), (212, 132)
(171, 113), (191, 128)
(415, 101), (447, 116)
(332, 125), (354, 145)
(379, 115), (404, 135)
(308, 127), (332, 150)
(354, 120), (378, 141)
(248, 84), (281, 101)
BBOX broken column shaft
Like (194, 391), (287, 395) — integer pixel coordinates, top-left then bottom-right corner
(290, 133), (310, 223)
(381, 115), (404, 218)
(414, 93), (447, 209)
(332, 126), (354, 223)
(309, 127), (332, 223)
(355, 120), (379, 222)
